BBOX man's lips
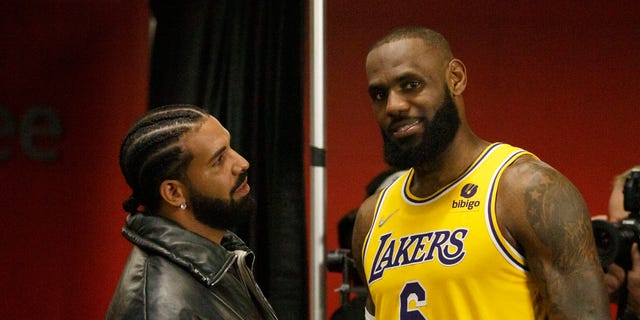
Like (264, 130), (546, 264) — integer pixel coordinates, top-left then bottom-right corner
(389, 119), (423, 138)
(232, 177), (250, 196)
(234, 179), (251, 196)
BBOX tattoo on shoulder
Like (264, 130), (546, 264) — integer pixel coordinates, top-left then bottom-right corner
(522, 164), (594, 272)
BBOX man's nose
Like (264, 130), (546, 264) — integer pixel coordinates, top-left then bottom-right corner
(385, 90), (409, 116)
(230, 149), (250, 174)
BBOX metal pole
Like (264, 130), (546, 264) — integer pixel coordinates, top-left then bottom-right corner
(309, 0), (326, 319)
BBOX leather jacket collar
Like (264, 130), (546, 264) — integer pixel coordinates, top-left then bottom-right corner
(122, 213), (254, 286)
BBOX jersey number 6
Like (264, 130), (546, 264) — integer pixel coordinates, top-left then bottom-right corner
(400, 281), (427, 320)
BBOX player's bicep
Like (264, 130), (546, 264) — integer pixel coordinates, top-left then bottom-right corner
(505, 160), (607, 317)
(518, 163), (595, 273)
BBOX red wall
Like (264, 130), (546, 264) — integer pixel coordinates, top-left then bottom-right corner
(322, 0), (640, 317)
(0, 1), (149, 319)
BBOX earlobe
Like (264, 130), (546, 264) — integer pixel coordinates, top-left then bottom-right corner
(159, 180), (187, 208)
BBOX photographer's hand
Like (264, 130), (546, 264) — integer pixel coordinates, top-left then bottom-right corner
(606, 262), (626, 300)
(626, 243), (640, 317)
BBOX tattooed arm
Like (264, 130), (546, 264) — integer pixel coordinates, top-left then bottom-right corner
(497, 156), (610, 319)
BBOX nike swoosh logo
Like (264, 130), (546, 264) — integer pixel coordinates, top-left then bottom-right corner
(378, 209), (399, 227)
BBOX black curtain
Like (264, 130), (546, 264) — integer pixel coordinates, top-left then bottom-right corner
(148, 1), (308, 318)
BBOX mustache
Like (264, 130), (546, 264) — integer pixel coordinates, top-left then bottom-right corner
(231, 170), (248, 193)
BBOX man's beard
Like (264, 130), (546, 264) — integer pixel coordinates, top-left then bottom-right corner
(188, 172), (256, 231)
(382, 87), (460, 169)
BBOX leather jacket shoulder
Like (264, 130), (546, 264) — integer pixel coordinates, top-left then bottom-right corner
(105, 214), (277, 320)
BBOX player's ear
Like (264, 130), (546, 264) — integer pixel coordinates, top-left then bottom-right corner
(447, 58), (467, 96)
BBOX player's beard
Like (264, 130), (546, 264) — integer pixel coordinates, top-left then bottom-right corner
(187, 173), (255, 231)
(382, 86), (460, 169)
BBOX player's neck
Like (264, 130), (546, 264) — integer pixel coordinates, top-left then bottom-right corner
(410, 132), (487, 197)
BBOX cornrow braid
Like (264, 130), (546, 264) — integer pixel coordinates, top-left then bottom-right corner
(119, 104), (209, 214)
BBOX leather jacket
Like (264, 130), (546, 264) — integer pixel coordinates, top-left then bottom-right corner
(105, 214), (278, 320)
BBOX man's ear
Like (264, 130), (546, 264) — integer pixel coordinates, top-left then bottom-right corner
(447, 58), (467, 96)
(159, 180), (187, 208)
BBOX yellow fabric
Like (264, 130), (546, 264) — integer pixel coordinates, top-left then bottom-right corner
(362, 143), (544, 320)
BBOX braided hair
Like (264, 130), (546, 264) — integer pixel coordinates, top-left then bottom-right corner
(119, 104), (209, 214)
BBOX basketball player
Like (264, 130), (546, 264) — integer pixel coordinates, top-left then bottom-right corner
(352, 26), (610, 319)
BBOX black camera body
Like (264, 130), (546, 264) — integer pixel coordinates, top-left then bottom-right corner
(326, 248), (354, 274)
(593, 168), (640, 270)
(326, 249), (358, 307)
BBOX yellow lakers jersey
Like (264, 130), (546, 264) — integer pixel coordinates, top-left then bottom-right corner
(362, 143), (544, 319)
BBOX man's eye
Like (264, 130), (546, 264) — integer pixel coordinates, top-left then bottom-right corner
(403, 81), (421, 90)
(370, 90), (387, 101)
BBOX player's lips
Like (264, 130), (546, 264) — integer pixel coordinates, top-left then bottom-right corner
(389, 119), (423, 139)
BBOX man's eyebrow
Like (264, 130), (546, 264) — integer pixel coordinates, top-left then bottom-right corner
(393, 72), (423, 84)
(208, 146), (227, 165)
(368, 83), (385, 94)
(368, 72), (419, 91)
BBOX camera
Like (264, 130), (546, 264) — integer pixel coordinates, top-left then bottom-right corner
(592, 168), (640, 270)
(326, 248), (368, 307)
(326, 249), (357, 306)
(326, 248), (354, 274)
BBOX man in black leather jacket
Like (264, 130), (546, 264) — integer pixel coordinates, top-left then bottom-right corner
(106, 105), (278, 320)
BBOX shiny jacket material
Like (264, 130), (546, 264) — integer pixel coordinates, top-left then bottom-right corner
(105, 214), (278, 320)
